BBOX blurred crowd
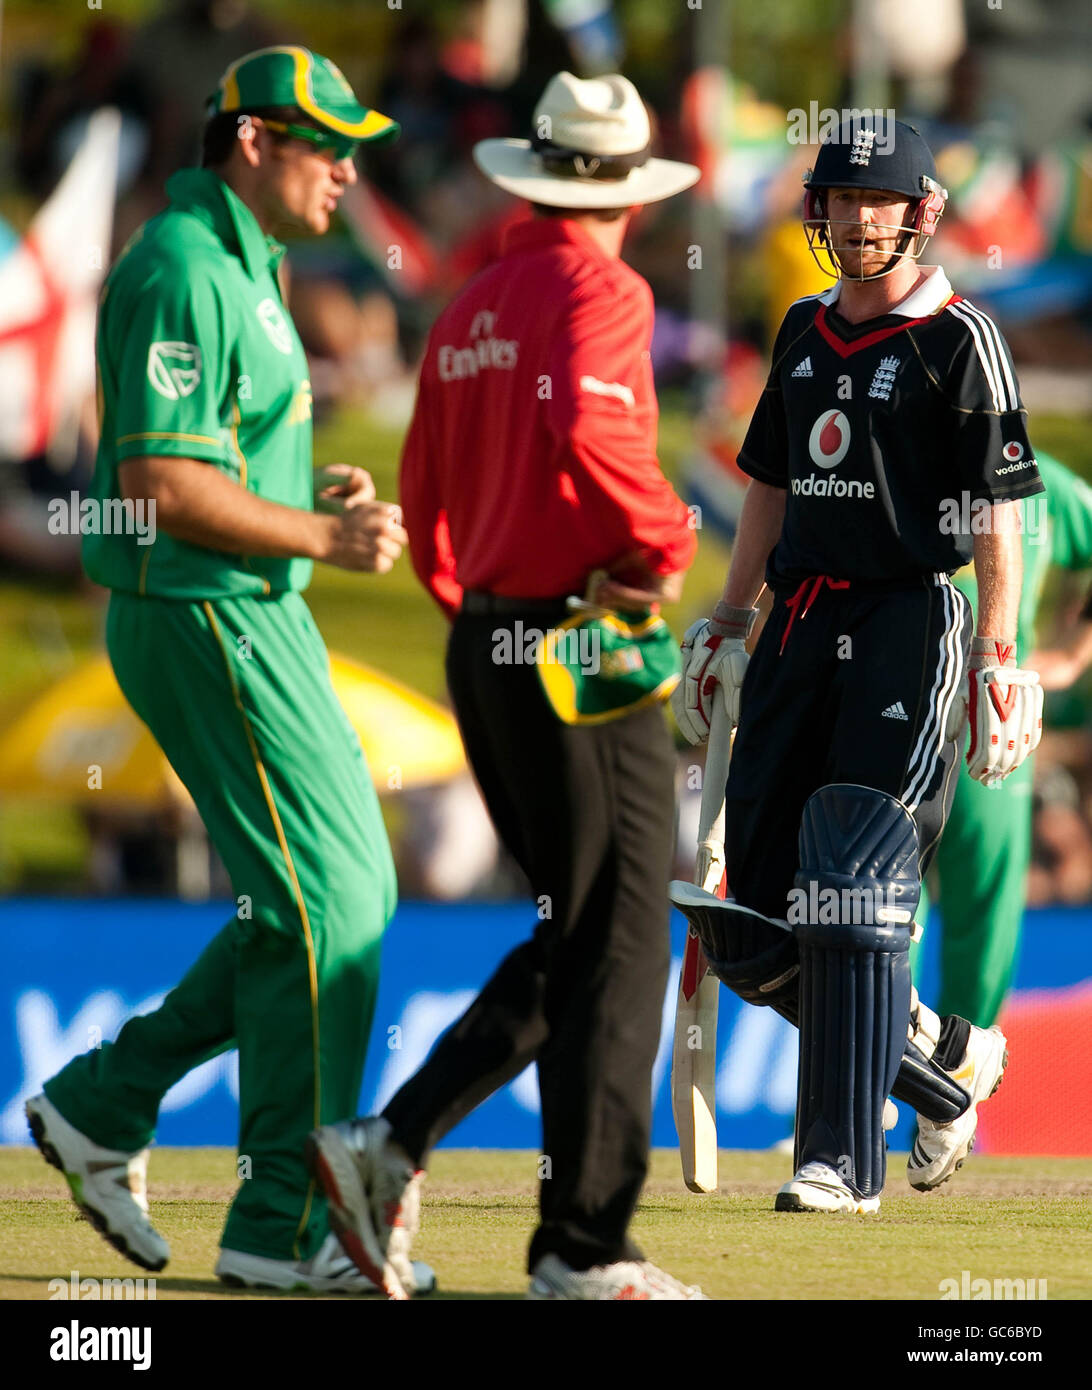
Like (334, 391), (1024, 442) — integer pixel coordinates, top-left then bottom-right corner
(1, 0), (1091, 902)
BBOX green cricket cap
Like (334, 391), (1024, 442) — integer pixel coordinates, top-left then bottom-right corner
(537, 610), (682, 726)
(208, 46), (399, 147)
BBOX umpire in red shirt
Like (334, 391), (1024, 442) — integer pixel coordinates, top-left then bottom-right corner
(308, 73), (703, 1299)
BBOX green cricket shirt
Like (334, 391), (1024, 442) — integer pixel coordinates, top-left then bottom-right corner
(86, 168), (315, 598)
(953, 452), (1092, 658)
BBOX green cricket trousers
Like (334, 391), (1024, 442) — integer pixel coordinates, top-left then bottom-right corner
(45, 590), (396, 1260)
(915, 759), (1033, 1028)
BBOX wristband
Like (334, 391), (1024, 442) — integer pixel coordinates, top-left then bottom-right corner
(709, 602), (759, 640)
(970, 636), (1016, 668)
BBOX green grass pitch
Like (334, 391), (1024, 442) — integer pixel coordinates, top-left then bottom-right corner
(2, 1148), (1090, 1301)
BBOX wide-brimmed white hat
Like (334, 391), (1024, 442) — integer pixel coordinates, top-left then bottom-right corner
(473, 72), (700, 209)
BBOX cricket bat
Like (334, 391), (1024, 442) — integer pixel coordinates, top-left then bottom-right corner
(671, 702), (732, 1193)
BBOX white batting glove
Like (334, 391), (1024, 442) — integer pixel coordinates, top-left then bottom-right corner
(964, 638), (1044, 788)
(671, 603), (757, 746)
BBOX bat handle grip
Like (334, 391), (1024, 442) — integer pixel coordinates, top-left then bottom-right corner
(696, 701), (732, 848)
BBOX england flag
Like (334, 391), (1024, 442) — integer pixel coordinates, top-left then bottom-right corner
(0, 108), (120, 462)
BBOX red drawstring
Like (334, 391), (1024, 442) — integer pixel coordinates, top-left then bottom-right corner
(779, 575), (851, 654)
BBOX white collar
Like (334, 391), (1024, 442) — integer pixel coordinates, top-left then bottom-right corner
(820, 264), (953, 318)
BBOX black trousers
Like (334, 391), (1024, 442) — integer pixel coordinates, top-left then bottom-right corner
(724, 575), (973, 918)
(382, 607), (676, 1271)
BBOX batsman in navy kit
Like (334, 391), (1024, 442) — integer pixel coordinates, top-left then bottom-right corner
(671, 118), (1045, 1212)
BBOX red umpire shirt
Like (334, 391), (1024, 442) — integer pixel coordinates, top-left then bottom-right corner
(400, 217), (696, 616)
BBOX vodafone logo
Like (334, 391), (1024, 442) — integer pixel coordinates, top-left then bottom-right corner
(808, 410), (851, 468)
(997, 440), (1035, 475)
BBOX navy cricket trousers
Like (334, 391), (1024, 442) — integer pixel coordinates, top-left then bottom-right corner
(723, 574), (973, 919)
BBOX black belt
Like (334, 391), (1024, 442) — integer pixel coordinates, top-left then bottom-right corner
(461, 591), (569, 616)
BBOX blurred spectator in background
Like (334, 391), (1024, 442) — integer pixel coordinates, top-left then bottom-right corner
(16, 3), (284, 248)
(126, 0), (280, 178)
(1029, 763), (1092, 907)
(541, 0), (622, 76)
(964, 0), (1090, 151)
(15, 22), (152, 202)
(290, 278), (407, 415)
(396, 773), (522, 901)
(368, 15), (514, 260)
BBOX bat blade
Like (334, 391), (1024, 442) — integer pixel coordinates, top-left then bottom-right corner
(672, 930), (720, 1192)
(671, 703), (732, 1193)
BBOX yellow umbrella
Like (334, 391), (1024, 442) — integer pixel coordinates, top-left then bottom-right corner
(328, 653), (466, 791)
(0, 652), (465, 808)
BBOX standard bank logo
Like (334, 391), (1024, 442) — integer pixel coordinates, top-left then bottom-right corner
(256, 298), (294, 354)
(146, 342), (201, 400)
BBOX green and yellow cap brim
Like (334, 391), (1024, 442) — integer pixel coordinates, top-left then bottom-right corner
(209, 45), (399, 147)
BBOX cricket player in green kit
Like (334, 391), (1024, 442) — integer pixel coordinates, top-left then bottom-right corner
(25, 48), (425, 1294)
(918, 452), (1092, 1026)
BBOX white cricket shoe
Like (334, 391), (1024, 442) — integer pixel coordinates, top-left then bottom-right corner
(775, 1161), (881, 1214)
(215, 1232), (435, 1295)
(305, 1116), (423, 1300)
(527, 1253), (709, 1300)
(908, 1024), (1008, 1192)
(25, 1093), (169, 1271)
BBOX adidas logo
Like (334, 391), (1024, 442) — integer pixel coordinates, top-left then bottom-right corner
(792, 357), (813, 378)
(881, 701), (909, 721)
